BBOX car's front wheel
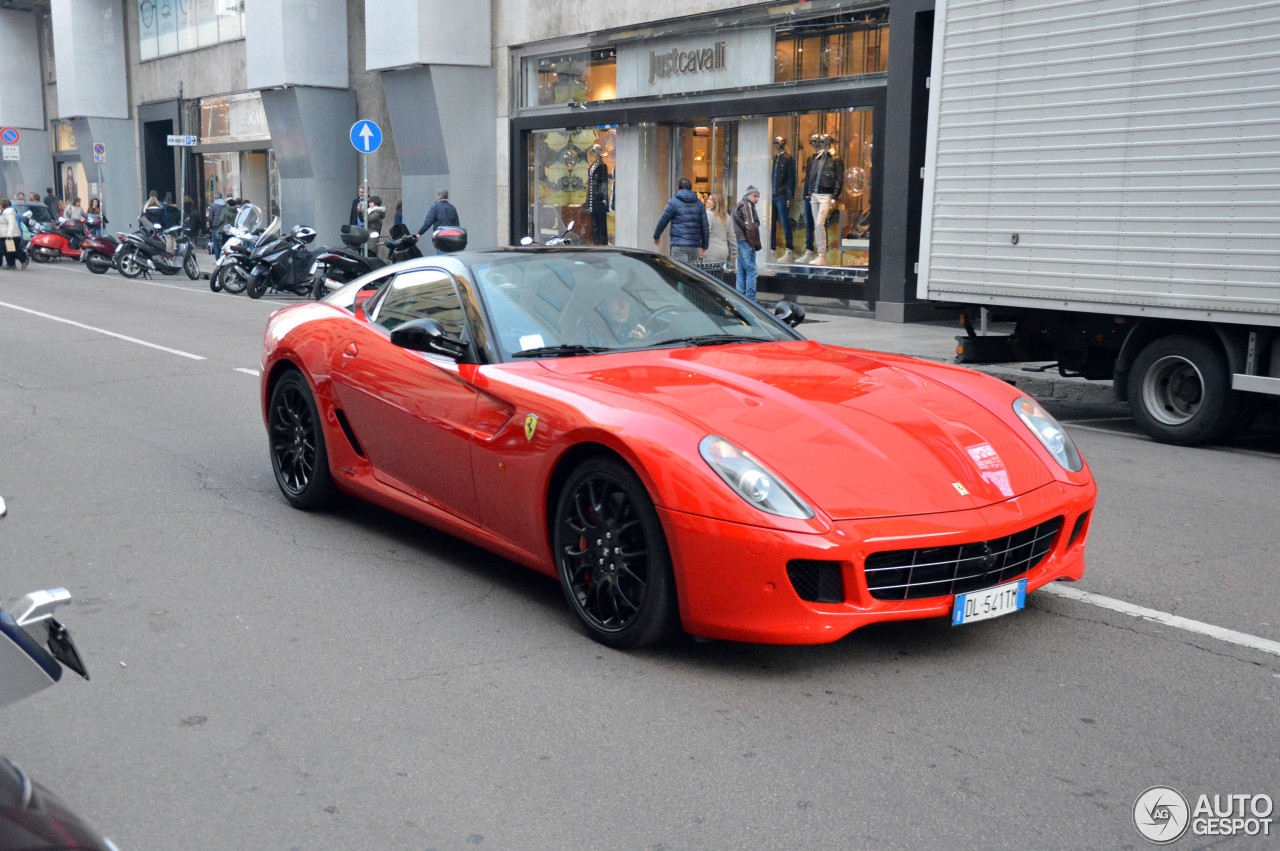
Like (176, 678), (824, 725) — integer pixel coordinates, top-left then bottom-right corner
(268, 370), (337, 510)
(553, 457), (679, 648)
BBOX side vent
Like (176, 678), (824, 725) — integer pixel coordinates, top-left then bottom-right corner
(1067, 511), (1090, 548)
(334, 409), (365, 457)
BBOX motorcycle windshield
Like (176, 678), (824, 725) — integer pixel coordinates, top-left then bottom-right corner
(234, 204), (263, 232)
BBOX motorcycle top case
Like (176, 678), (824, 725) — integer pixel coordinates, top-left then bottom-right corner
(432, 227), (467, 253)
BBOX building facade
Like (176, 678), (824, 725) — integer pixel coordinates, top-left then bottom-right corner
(0, 0), (935, 320)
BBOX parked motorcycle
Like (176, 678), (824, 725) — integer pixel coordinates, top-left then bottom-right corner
(0, 495), (116, 850)
(519, 220), (578, 247)
(210, 205), (278, 294)
(245, 225), (318, 299)
(77, 215), (122, 275)
(26, 215), (118, 267)
(114, 221), (200, 280)
(384, 223), (424, 262)
(307, 225), (387, 300)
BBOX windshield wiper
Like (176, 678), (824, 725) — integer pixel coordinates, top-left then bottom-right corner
(651, 333), (769, 349)
(511, 343), (617, 359)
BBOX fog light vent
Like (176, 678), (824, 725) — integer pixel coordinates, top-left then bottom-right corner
(786, 560), (844, 603)
(1067, 511), (1090, 547)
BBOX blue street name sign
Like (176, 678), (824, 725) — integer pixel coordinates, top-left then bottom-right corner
(350, 120), (382, 154)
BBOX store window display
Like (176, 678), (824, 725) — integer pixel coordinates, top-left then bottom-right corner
(768, 110), (873, 270)
(524, 49), (618, 107)
(770, 137), (797, 263)
(529, 127), (616, 245)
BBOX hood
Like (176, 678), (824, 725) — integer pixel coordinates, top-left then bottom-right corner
(674, 189), (701, 204)
(539, 341), (1055, 520)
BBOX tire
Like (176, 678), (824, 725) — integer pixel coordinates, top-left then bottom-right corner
(31, 251), (51, 264)
(267, 370), (338, 510)
(86, 253), (111, 274)
(116, 247), (144, 278)
(184, 252), (200, 280)
(247, 273), (267, 299)
(553, 457), (679, 648)
(1128, 335), (1236, 445)
(221, 263), (248, 294)
(209, 266), (224, 292)
(310, 275), (327, 301)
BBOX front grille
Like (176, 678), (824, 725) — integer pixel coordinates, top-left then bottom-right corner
(786, 560), (845, 603)
(863, 517), (1064, 601)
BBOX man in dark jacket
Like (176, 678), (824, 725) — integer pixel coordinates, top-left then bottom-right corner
(732, 186), (762, 302)
(43, 188), (59, 220)
(417, 188), (460, 239)
(652, 178), (707, 266)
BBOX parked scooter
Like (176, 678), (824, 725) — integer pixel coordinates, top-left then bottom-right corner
(210, 205), (278, 294)
(245, 225), (318, 299)
(384, 223), (424, 262)
(26, 215), (117, 265)
(519, 220), (579, 246)
(0, 495), (115, 850)
(307, 225), (387, 300)
(114, 220), (200, 280)
(76, 215), (123, 275)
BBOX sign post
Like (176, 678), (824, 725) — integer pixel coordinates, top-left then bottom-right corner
(349, 120), (383, 257)
(167, 134), (198, 230)
(1, 127), (19, 163)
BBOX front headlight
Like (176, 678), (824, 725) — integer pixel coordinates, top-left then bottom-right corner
(699, 436), (814, 519)
(1013, 397), (1083, 471)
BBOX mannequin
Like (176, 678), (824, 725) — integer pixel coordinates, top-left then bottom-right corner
(770, 136), (796, 263)
(808, 134), (844, 267)
(587, 144), (611, 245)
(796, 134), (822, 264)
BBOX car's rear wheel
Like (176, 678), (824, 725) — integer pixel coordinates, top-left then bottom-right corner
(268, 371), (337, 510)
(553, 457), (678, 648)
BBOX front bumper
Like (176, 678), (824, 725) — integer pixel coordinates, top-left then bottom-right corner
(659, 480), (1095, 644)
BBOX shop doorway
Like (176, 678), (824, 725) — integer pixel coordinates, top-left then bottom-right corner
(142, 119), (176, 204)
(671, 122), (738, 206)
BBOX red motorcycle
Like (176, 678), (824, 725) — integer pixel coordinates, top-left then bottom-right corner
(27, 215), (119, 274)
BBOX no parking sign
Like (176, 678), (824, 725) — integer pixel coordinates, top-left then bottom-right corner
(0, 127), (18, 145)
(93, 142), (107, 164)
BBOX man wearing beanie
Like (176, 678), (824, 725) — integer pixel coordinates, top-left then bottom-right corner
(732, 186), (762, 301)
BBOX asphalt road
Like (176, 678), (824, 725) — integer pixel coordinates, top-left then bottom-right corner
(1, 261), (1277, 850)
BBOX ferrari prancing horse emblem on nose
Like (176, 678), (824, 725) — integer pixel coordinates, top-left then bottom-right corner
(524, 414), (539, 442)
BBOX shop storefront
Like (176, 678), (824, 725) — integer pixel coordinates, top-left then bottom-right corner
(510, 3), (889, 302)
(193, 91), (280, 221)
(51, 120), (89, 214)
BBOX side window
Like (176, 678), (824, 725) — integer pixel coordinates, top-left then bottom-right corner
(369, 268), (468, 338)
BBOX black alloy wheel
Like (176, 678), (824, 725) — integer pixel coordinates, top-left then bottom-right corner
(553, 458), (678, 648)
(116, 247), (143, 278)
(267, 371), (338, 510)
(86, 253), (111, 274)
(221, 263), (248, 294)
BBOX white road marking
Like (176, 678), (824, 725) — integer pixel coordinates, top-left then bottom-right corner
(236, 368), (260, 376)
(1041, 583), (1280, 659)
(56, 262), (296, 305)
(0, 300), (206, 360)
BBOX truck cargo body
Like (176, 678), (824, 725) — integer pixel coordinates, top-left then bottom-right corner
(918, 0), (1280, 444)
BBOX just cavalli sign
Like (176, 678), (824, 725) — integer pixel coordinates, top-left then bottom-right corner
(649, 41), (728, 85)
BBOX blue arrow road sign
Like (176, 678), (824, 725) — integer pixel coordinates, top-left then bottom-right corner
(350, 120), (382, 154)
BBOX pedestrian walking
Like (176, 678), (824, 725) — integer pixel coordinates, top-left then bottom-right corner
(731, 186), (762, 302)
(365, 195), (386, 257)
(703, 193), (734, 267)
(42, 187), (58, 220)
(63, 197), (85, 220)
(0, 198), (31, 270)
(652, 177), (707, 266)
(417, 189), (460, 248)
(87, 198), (105, 236)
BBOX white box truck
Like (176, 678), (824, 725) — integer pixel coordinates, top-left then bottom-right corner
(918, 0), (1280, 444)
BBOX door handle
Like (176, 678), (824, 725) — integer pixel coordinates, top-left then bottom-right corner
(344, 342), (358, 358)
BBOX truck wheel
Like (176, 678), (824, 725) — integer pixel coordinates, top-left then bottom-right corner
(1128, 335), (1235, 445)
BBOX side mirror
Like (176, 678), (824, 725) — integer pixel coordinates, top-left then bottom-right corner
(368, 231), (379, 240)
(390, 317), (468, 360)
(565, 222), (575, 232)
(153, 222), (163, 231)
(519, 236), (534, 246)
(773, 300), (806, 328)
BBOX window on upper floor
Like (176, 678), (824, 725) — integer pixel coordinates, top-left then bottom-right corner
(138, 0), (245, 61)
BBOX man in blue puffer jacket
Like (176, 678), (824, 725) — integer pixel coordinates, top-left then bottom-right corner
(652, 178), (708, 266)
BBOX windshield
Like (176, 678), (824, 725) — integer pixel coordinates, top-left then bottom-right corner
(14, 203), (53, 224)
(470, 252), (801, 360)
(234, 203), (263, 232)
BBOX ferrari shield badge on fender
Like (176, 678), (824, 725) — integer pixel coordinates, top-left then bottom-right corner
(524, 414), (539, 442)
(952, 482), (970, 496)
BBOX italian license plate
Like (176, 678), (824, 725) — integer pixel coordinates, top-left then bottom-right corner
(952, 578), (1026, 626)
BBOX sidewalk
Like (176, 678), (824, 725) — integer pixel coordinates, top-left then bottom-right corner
(798, 310), (1117, 405)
